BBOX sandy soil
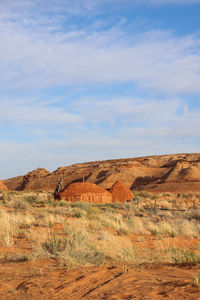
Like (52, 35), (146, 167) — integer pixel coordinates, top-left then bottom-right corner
(1, 198), (200, 299)
(0, 261), (200, 299)
(0, 232), (200, 299)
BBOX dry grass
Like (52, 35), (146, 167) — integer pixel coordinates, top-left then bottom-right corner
(0, 191), (200, 269)
(0, 209), (18, 246)
(98, 232), (136, 262)
(192, 271), (200, 286)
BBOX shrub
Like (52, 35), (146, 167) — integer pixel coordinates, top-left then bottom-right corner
(43, 232), (67, 256)
(2, 254), (30, 262)
(0, 210), (17, 246)
(192, 272), (200, 286)
(23, 195), (37, 203)
(7, 199), (30, 211)
(42, 224), (104, 267)
(71, 202), (92, 209)
(188, 209), (200, 221)
(170, 248), (200, 265)
(98, 232), (136, 262)
(74, 211), (83, 218)
(177, 220), (199, 237)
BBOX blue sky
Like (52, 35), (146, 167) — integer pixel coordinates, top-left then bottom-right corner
(0, 0), (200, 179)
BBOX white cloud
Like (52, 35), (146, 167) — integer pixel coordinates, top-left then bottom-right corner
(0, 0), (200, 179)
(74, 97), (181, 125)
(146, 0), (200, 4)
(0, 2), (200, 95)
(0, 0), (199, 22)
(75, 96), (200, 140)
(0, 99), (82, 126)
(0, 125), (199, 179)
(105, 0), (200, 5)
(0, 96), (191, 133)
(0, 96), (200, 179)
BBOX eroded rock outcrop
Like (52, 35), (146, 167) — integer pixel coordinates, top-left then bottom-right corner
(0, 180), (8, 191)
(19, 168), (50, 190)
(4, 153), (200, 193)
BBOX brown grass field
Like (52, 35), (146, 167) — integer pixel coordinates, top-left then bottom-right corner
(0, 190), (200, 299)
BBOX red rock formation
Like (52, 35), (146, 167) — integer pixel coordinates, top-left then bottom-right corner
(19, 168), (50, 190)
(0, 180), (8, 191)
(109, 180), (134, 203)
(56, 182), (112, 203)
(4, 153), (200, 193)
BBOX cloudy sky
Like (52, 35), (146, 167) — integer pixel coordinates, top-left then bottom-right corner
(1, 0), (200, 179)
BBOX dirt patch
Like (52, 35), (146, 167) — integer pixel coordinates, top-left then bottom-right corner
(1, 195), (200, 299)
(0, 263), (200, 299)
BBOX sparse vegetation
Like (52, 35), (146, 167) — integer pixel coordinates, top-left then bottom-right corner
(43, 232), (67, 256)
(192, 271), (200, 286)
(170, 249), (200, 265)
(0, 190), (200, 270)
(1, 190), (200, 298)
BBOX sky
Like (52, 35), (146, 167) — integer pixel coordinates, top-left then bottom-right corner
(0, 0), (200, 179)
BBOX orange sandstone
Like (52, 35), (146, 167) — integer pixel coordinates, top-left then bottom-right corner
(0, 180), (8, 191)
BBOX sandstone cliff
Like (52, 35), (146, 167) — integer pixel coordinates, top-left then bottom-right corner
(3, 153), (200, 193)
(0, 180), (8, 191)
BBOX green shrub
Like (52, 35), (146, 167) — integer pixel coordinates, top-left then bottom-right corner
(74, 211), (83, 218)
(43, 232), (67, 256)
(23, 195), (37, 203)
(71, 202), (92, 209)
(170, 248), (200, 265)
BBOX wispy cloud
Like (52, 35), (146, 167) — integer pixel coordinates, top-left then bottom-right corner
(0, 96), (200, 178)
(0, 0), (200, 179)
(145, 0), (200, 4)
(0, 1), (200, 96)
(1, 0), (199, 22)
(0, 99), (82, 126)
(0, 8), (200, 96)
(0, 96), (196, 136)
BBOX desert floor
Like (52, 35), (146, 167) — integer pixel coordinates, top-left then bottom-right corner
(0, 191), (200, 299)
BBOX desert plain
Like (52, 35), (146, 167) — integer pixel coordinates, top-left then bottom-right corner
(1, 154), (200, 299)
